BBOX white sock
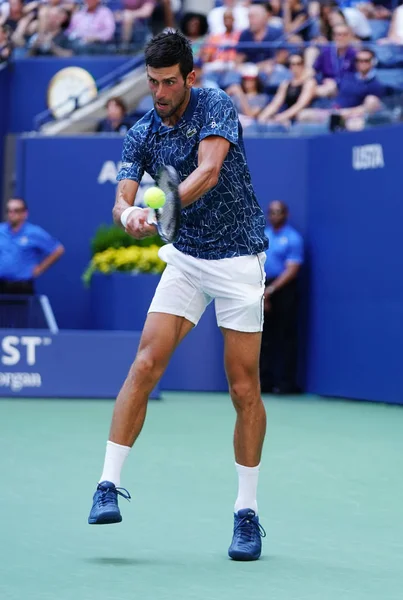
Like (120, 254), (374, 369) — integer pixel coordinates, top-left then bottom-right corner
(99, 440), (131, 487)
(234, 462), (260, 514)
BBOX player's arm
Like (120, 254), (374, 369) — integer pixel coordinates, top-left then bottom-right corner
(114, 130), (156, 239)
(113, 179), (156, 239)
(179, 136), (230, 208)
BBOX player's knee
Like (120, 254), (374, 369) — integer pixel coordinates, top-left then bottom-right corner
(229, 378), (260, 411)
(131, 349), (159, 382)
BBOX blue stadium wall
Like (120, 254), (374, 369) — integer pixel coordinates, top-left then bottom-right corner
(14, 124), (403, 403)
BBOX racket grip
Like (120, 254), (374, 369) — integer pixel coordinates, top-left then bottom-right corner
(146, 208), (157, 225)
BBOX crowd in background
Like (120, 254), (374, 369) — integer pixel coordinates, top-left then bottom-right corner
(1, 0), (403, 130)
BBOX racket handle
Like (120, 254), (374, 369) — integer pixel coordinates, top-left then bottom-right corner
(146, 208), (157, 225)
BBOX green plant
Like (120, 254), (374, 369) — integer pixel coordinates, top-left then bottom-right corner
(83, 223), (166, 286)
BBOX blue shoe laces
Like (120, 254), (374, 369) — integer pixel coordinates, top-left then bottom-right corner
(96, 484), (131, 508)
(234, 514), (266, 542)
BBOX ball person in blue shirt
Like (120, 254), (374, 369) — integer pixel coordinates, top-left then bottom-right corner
(260, 201), (304, 394)
(88, 31), (268, 561)
(0, 197), (64, 295)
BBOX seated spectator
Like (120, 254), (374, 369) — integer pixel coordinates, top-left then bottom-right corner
(312, 0), (371, 42)
(313, 23), (357, 98)
(359, 0), (393, 21)
(67, 0), (115, 53)
(119, 0), (156, 49)
(1, 0), (38, 49)
(202, 8), (240, 65)
(342, 6), (372, 41)
(299, 48), (385, 129)
(226, 63), (270, 125)
(283, 0), (310, 42)
(0, 197), (64, 295)
(0, 23), (12, 61)
(378, 4), (403, 44)
(258, 53), (316, 125)
(28, 7), (72, 56)
(97, 97), (132, 133)
(237, 2), (283, 65)
(208, 0), (249, 35)
(149, 0), (179, 35)
(179, 12), (208, 61)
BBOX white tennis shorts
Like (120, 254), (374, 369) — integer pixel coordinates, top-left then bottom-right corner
(148, 244), (266, 332)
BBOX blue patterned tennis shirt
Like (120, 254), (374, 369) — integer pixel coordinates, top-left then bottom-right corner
(117, 87), (268, 260)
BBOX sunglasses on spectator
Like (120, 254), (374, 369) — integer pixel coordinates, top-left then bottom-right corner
(289, 60), (303, 66)
(356, 57), (372, 63)
(269, 209), (284, 215)
(7, 207), (25, 213)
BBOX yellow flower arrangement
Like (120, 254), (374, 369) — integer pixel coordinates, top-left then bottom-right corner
(83, 244), (165, 285)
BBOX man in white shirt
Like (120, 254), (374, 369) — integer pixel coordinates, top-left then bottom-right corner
(208, 0), (249, 35)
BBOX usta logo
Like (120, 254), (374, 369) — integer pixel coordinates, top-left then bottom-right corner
(1, 336), (51, 366)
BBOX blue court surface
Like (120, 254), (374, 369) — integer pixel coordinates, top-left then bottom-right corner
(1, 392), (403, 600)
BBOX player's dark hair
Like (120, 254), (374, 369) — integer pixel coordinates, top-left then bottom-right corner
(145, 30), (194, 81)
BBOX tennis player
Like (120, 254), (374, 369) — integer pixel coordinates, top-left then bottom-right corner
(88, 30), (268, 561)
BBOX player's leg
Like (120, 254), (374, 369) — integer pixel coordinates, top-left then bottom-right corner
(223, 328), (267, 561)
(89, 258), (209, 525)
(108, 313), (193, 448)
(89, 313), (194, 525)
(223, 328), (266, 470)
(211, 253), (267, 560)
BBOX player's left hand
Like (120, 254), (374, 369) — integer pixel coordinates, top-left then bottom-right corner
(125, 207), (157, 239)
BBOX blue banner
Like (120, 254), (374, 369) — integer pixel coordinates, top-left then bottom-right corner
(0, 329), (160, 398)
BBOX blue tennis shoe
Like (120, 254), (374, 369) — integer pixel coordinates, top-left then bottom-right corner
(88, 481), (131, 525)
(228, 508), (266, 561)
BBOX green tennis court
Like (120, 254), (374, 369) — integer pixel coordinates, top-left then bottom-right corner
(1, 393), (403, 600)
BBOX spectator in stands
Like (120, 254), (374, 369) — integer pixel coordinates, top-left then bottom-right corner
(260, 200), (303, 394)
(180, 12), (208, 60)
(0, 0), (38, 49)
(258, 53), (316, 125)
(0, 23), (11, 61)
(119, 0), (156, 49)
(149, 0), (178, 36)
(208, 0), (249, 35)
(226, 63), (269, 125)
(28, 7), (72, 56)
(202, 8), (240, 65)
(313, 23), (357, 98)
(378, 4), (403, 44)
(67, 0), (115, 53)
(312, 1), (371, 43)
(283, 0), (310, 42)
(0, 198), (64, 295)
(299, 48), (385, 129)
(97, 97), (132, 133)
(237, 2), (283, 65)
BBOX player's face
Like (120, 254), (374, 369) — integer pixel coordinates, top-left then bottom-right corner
(147, 65), (195, 123)
(6, 199), (27, 228)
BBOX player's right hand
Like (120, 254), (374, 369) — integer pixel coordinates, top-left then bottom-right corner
(125, 208), (156, 239)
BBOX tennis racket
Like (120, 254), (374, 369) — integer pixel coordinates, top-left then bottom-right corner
(147, 165), (181, 244)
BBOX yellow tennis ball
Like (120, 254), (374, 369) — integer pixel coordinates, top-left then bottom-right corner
(144, 187), (166, 209)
